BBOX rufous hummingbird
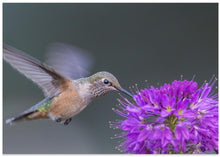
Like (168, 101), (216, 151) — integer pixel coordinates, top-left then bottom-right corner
(4, 43), (132, 125)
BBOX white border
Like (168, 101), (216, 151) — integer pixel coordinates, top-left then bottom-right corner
(1, 1), (219, 157)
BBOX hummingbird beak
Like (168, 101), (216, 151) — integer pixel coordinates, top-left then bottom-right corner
(119, 88), (133, 98)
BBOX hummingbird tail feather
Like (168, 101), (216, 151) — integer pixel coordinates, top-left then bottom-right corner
(5, 97), (52, 125)
(5, 117), (15, 124)
(5, 111), (35, 124)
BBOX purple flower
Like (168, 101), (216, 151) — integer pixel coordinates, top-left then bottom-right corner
(110, 77), (218, 154)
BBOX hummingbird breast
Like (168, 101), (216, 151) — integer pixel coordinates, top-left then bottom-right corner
(48, 81), (91, 121)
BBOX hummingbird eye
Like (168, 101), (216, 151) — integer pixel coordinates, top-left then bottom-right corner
(103, 79), (109, 84)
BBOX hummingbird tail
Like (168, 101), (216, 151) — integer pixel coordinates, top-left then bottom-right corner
(5, 111), (35, 125)
(5, 97), (52, 125)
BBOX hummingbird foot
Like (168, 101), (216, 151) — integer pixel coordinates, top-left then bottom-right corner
(55, 117), (62, 123)
(64, 118), (72, 125)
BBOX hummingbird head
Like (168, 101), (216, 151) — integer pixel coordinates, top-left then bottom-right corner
(86, 71), (132, 98)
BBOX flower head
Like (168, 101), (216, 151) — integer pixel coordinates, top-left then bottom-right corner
(110, 77), (218, 154)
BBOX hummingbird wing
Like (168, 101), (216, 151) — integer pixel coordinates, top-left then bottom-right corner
(3, 44), (69, 97)
(45, 43), (94, 80)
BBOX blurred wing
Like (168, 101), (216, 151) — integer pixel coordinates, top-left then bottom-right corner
(3, 44), (68, 97)
(45, 43), (94, 80)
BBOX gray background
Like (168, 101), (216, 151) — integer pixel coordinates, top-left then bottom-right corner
(3, 3), (218, 154)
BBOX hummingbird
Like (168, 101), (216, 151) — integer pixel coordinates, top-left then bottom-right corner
(4, 43), (132, 125)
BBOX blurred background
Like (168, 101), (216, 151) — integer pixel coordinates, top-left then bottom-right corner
(3, 3), (218, 154)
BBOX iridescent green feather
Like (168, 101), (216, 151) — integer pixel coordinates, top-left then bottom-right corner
(88, 71), (119, 84)
(37, 99), (52, 112)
